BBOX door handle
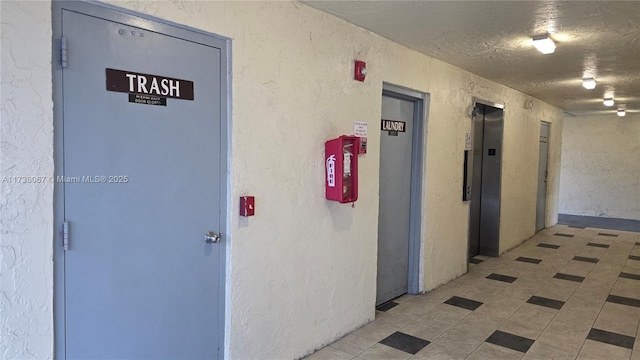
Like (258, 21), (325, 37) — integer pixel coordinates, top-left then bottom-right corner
(205, 231), (221, 244)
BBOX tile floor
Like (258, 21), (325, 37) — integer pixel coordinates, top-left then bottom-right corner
(305, 225), (640, 360)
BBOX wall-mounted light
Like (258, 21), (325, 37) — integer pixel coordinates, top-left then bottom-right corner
(617, 109), (626, 117)
(532, 35), (556, 54)
(603, 98), (614, 107)
(582, 77), (596, 89)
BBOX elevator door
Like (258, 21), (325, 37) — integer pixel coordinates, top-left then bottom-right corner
(377, 95), (415, 305)
(469, 104), (503, 258)
(536, 122), (550, 231)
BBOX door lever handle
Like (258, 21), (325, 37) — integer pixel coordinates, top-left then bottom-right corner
(205, 231), (221, 244)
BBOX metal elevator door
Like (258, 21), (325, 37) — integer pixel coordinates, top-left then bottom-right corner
(469, 104), (504, 258)
(536, 122), (550, 231)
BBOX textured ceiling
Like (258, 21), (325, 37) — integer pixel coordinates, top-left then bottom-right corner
(302, 1), (640, 116)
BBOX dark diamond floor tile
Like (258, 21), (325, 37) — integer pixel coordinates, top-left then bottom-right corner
(470, 257), (483, 264)
(486, 273), (517, 283)
(516, 256), (542, 264)
(379, 331), (430, 355)
(485, 330), (535, 353)
(630, 255), (640, 261)
(537, 243), (560, 249)
(573, 256), (599, 263)
(606, 295), (640, 308)
(444, 296), (483, 311)
(376, 301), (399, 312)
(527, 295), (564, 310)
(636, 242), (640, 246)
(553, 273), (585, 282)
(587, 328), (635, 350)
(619, 272), (640, 281)
(587, 242), (610, 249)
(554, 233), (574, 238)
(598, 232), (618, 237)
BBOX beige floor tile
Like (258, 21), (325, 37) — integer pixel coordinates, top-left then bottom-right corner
(632, 336), (640, 360)
(544, 317), (594, 339)
(576, 247), (608, 259)
(421, 284), (464, 303)
(414, 303), (471, 325)
(611, 278), (640, 300)
(400, 318), (453, 342)
(457, 278), (507, 302)
(623, 261), (640, 274)
(496, 281), (545, 301)
(466, 342), (524, 360)
(304, 346), (354, 360)
(430, 321), (495, 355)
(522, 342), (581, 359)
(474, 294), (525, 323)
(458, 309), (505, 329)
(561, 261), (596, 277)
(372, 312), (414, 329)
(518, 264), (558, 281)
(499, 303), (557, 339)
(576, 339), (632, 360)
(357, 343), (412, 360)
(535, 278), (580, 301)
(330, 334), (376, 356)
(552, 306), (600, 330)
(393, 294), (420, 304)
(411, 342), (468, 360)
(384, 302), (433, 320)
(353, 322), (398, 342)
(592, 302), (640, 337)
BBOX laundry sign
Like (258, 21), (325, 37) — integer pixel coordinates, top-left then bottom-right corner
(381, 119), (406, 136)
(106, 68), (194, 105)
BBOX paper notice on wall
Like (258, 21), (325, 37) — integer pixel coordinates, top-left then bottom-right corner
(465, 132), (472, 150)
(354, 121), (368, 137)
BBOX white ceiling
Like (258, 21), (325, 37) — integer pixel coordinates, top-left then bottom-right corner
(302, 1), (640, 116)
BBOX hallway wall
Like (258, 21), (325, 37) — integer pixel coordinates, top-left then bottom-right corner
(1, 1), (564, 359)
(560, 113), (640, 221)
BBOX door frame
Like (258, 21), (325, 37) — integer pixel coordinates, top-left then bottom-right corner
(52, 1), (231, 358)
(380, 83), (429, 295)
(536, 121), (551, 231)
(467, 98), (505, 263)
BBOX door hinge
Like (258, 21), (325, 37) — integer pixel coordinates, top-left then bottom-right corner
(63, 221), (70, 250)
(61, 37), (68, 68)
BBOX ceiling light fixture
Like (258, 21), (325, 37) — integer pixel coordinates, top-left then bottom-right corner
(582, 77), (596, 89)
(603, 98), (614, 107)
(617, 109), (626, 117)
(532, 35), (556, 54)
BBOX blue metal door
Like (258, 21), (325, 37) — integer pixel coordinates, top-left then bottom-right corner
(62, 9), (223, 359)
(377, 95), (415, 305)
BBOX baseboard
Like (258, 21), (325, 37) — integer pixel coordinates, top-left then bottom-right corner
(558, 214), (640, 232)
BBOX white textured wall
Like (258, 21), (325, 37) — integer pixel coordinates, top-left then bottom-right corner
(560, 114), (640, 220)
(1, 2), (55, 359)
(1, 1), (564, 359)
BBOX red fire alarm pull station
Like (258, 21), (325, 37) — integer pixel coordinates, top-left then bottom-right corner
(325, 135), (359, 203)
(240, 196), (255, 216)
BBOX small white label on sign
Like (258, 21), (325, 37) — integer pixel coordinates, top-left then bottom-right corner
(354, 121), (368, 137)
(465, 132), (472, 150)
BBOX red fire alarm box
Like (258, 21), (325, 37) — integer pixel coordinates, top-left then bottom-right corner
(325, 135), (359, 203)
